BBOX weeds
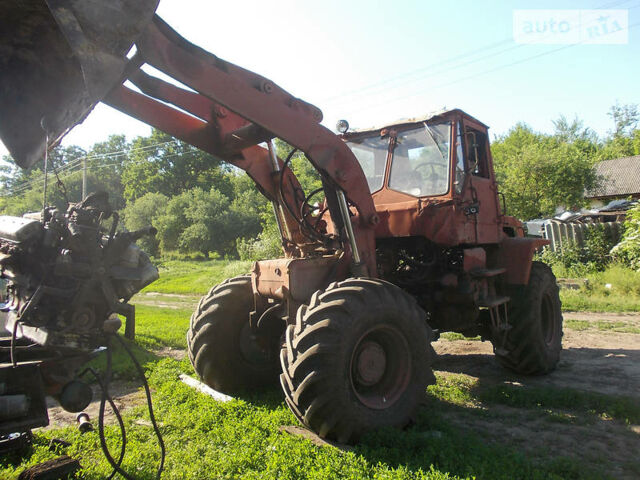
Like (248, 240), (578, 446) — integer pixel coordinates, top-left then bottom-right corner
(564, 318), (640, 333)
(554, 263), (640, 312)
(439, 333), (481, 342)
(427, 374), (479, 408)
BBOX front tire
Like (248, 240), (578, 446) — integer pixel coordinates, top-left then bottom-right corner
(187, 276), (279, 394)
(494, 262), (563, 375)
(280, 278), (436, 443)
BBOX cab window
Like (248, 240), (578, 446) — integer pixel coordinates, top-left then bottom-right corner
(345, 136), (388, 193)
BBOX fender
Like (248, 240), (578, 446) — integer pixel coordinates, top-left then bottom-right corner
(495, 237), (549, 285)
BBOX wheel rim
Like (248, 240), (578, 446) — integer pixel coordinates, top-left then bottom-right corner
(349, 325), (411, 410)
(540, 292), (557, 345)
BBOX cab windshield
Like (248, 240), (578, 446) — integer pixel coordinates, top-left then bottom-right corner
(345, 122), (451, 197)
(389, 123), (451, 197)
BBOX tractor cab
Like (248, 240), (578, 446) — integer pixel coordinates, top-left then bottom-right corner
(340, 109), (513, 246)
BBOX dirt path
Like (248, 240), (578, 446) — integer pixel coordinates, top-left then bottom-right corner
(432, 311), (640, 479)
(44, 381), (146, 430)
(435, 322), (640, 397)
(133, 292), (200, 309)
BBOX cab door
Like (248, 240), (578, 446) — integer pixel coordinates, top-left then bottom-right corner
(460, 120), (502, 244)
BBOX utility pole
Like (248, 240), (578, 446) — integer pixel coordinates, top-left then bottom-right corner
(82, 156), (87, 200)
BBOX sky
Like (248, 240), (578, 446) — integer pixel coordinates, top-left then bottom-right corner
(1, 0), (639, 159)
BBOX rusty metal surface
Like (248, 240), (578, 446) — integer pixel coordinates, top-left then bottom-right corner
(463, 248), (486, 272)
(349, 324), (411, 410)
(502, 215), (526, 237)
(104, 80), (307, 248)
(252, 255), (343, 303)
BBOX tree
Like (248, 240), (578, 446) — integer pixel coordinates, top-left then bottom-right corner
(86, 135), (130, 209)
(608, 102), (639, 138)
(152, 187), (259, 258)
(154, 192), (192, 254)
(492, 123), (598, 220)
(552, 115), (599, 159)
(180, 188), (234, 257)
(121, 129), (232, 202)
(236, 211), (282, 261)
(552, 115), (596, 143)
(275, 139), (322, 194)
(598, 103), (640, 160)
(0, 144), (89, 215)
(122, 192), (168, 256)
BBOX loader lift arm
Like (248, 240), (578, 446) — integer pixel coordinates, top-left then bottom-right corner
(107, 16), (377, 275)
(0, 6), (377, 275)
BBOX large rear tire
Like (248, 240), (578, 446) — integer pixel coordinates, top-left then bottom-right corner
(280, 278), (436, 443)
(494, 261), (563, 375)
(187, 276), (279, 394)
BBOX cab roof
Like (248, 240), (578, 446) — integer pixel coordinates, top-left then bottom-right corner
(340, 108), (488, 138)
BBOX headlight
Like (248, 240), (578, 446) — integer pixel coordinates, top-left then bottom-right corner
(336, 119), (350, 134)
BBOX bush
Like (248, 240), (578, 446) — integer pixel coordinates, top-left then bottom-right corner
(237, 221), (282, 261)
(537, 224), (619, 275)
(611, 202), (640, 270)
(583, 223), (619, 270)
(537, 241), (593, 277)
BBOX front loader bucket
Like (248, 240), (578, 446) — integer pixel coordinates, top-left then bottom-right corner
(0, 0), (159, 169)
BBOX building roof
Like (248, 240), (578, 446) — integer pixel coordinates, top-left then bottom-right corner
(586, 155), (640, 199)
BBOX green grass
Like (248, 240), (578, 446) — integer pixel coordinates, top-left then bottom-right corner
(478, 384), (640, 425)
(2, 305), (624, 479)
(427, 374), (479, 407)
(560, 290), (640, 312)
(142, 259), (252, 295)
(85, 306), (192, 381)
(134, 305), (192, 350)
(2, 359), (610, 480)
(438, 333), (481, 342)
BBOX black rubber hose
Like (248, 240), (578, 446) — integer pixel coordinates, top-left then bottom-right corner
(278, 148), (325, 242)
(112, 334), (166, 480)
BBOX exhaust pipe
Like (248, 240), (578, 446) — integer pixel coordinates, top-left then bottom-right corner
(0, 0), (159, 169)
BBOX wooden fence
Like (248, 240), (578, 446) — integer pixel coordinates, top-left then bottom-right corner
(542, 221), (623, 252)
